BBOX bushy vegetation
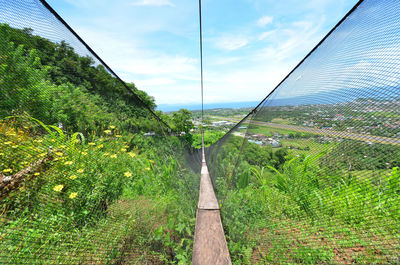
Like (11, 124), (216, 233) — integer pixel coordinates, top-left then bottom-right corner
(192, 131), (225, 148)
(0, 24), (198, 264)
(0, 23), (162, 134)
(0, 117), (198, 263)
(210, 135), (400, 264)
(320, 140), (400, 171)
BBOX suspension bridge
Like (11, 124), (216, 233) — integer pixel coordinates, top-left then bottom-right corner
(1, 0), (400, 264)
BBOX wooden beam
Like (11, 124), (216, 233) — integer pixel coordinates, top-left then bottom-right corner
(192, 209), (231, 265)
(198, 161), (219, 210)
(192, 148), (231, 264)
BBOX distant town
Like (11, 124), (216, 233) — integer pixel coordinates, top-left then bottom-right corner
(190, 97), (400, 148)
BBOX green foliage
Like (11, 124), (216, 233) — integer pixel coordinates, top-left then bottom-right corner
(0, 23), (197, 264)
(192, 130), (225, 148)
(291, 247), (333, 264)
(214, 134), (400, 263)
(320, 139), (400, 171)
(0, 118), (197, 264)
(267, 152), (325, 218)
(171, 109), (194, 133)
(0, 23), (158, 135)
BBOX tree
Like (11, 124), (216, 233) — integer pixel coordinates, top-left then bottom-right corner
(171, 109), (194, 144)
(172, 109), (194, 134)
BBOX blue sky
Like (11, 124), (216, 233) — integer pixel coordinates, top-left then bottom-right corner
(43, 0), (358, 107)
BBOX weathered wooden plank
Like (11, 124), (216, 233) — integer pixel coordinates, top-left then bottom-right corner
(193, 147), (231, 264)
(198, 161), (219, 210)
(192, 209), (231, 265)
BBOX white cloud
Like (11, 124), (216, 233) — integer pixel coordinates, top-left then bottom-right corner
(258, 30), (276, 40)
(214, 35), (249, 51)
(341, 47), (400, 89)
(74, 27), (197, 75)
(118, 55), (197, 76)
(74, 13), (326, 105)
(46, 0), (359, 106)
(136, 77), (176, 87)
(151, 84), (202, 105)
(70, 26), (199, 104)
(131, 0), (174, 7)
(199, 59), (293, 105)
(267, 19), (324, 61)
(257, 16), (273, 27)
(64, 0), (106, 8)
(213, 56), (241, 65)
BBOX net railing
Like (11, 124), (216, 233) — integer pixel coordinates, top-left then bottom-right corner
(0, 0), (201, 264)
(206, 0), (400, 263)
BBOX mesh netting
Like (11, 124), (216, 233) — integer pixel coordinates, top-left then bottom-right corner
(206, 0), (400, 263)
(0, 0), (200, 264)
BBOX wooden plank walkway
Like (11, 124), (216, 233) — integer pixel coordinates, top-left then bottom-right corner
(192, 148), (231, 265)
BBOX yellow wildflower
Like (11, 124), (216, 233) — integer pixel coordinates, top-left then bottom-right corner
(81, 151), (88, 156)
(69, 175), (77, 180)
(55, 152), (63, 156)
(97, 144), (104, 149)
(74, 139), (80, 143)
(124, 145), (129, 148)
(34, 172), (40, 176)
(121, 148), (127, 152)
(104, 130), (111, 134)
(4, 141), (12, 145)
(53, 185), (64, 192)
(128, 152), (136, 158)
(51, 139), (57, 142)
(69, 192), (78, 199)
(103, 152), (109, 156)
(12, 145), (18, 149)
(124, 171), (132, 177)
(60, 145), (66, 149)
(116, 135), (122, 138)
(110, 154), (118, 158)
(88, 142), (96, 146)
(109, 125), (116, 129)
(77, 169), (84, 173)
(0, 153), (4, 156)
(145, 167), (150, 171)
(64, 161), (73, 165)
(3, 168), (12, 173)
(35, 139), (43, 143)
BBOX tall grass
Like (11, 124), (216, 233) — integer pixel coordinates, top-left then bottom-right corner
(0, 116), (198, 264)
(215, 148), (400, 264)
